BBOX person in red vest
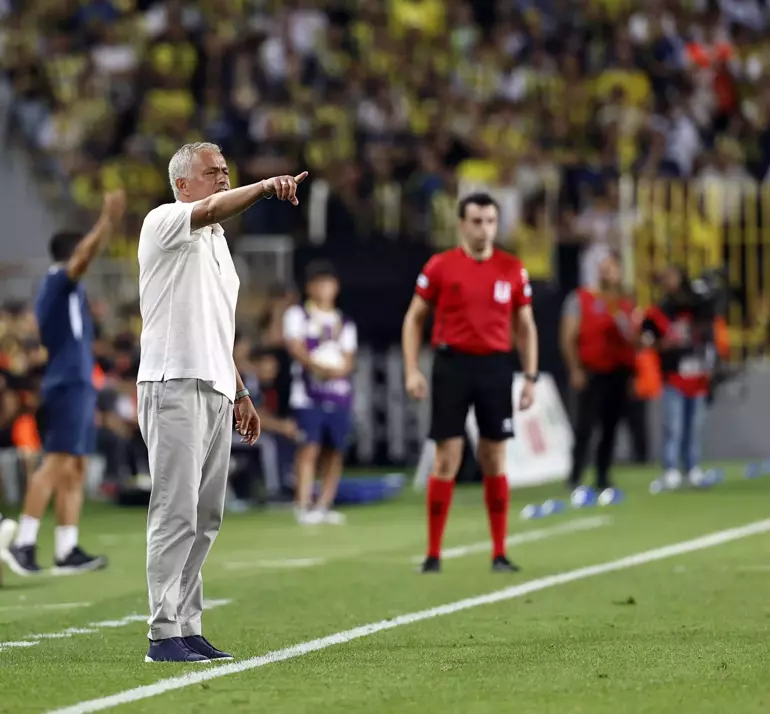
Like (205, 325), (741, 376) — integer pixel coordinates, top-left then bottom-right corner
(559, 251), (637, 502)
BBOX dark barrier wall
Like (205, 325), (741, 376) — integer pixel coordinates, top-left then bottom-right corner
(294, 243), (569, 392)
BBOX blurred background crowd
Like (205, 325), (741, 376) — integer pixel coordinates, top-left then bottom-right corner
(2, 0), (770, 502)
(6, 0), (770, 252)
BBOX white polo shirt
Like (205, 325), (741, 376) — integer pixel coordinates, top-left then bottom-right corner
(137, 200), (240, 401)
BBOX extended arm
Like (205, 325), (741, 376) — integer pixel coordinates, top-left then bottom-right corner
(190, 172), (308, 231)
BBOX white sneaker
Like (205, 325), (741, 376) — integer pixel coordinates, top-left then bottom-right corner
(649, 479), (664, 495)
(663, 469), (683, 490)
(687, 467), (706, 487)
(0, 518), (17, 551)
(318, 509), (346, 525)
(296, 509), (323, 525)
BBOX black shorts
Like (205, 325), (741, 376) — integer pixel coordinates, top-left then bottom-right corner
(429, 349), (514, 442)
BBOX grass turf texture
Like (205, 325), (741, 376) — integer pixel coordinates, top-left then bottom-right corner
(1, 464), (769, 714)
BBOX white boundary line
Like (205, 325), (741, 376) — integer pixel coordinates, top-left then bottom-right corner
(419, 516), (611, 562)
(48, 518), (770, 714)
(0, 602), (92, 613)
(0, 600), (232, 653)
(222, 517), (611, 570)
(224, 558), (326, 570)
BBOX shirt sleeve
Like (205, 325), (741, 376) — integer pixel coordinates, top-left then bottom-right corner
(282, 305), (306, 342)
(340, 322), (357, 353)
(143, 201), (200, 251)
(415, 255), (441, 303)
(514, 265), (533, 308)
(561, 290), (580, 320)
(37, 268), (76, 316)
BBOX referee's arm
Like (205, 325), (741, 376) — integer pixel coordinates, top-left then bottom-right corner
(402, 295), (431, 399)
(515, 304), (538, 377)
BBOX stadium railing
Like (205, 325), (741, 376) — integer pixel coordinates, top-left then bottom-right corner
(618, 176), (770, 364)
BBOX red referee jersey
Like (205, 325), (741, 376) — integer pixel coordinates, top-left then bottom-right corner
(415, 247), (532, 355)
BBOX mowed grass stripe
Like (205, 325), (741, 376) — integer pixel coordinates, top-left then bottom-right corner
(48, 518), (770, 714)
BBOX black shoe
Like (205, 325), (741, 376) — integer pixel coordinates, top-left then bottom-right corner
(492, 555), (520, 572)
(1, 543), (42, 576)
(420, 556), (441, 573)
(53, 546), (108, 575)
(183, 635), (233, 661)
(145, 637), (210, 663)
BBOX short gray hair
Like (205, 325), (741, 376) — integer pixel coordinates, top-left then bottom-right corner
(168, 142), (222, 199)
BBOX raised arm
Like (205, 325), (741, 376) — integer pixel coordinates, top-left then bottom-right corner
(190, 172), (308, 231)
(67, 190), (126, 280)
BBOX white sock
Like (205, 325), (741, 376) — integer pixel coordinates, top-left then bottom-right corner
(55, 526), (78, 562)
(14, 516), (40, 547)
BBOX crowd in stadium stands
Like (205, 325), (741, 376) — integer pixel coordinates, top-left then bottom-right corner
(4, 0), (770, 268)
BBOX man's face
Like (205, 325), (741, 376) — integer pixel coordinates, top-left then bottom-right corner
(308, 276), (339, 305)
(255, 354), (279, 383)
(459, 203), (498, 253)
(598, 255), (621, 287)
(178, 149), (230, 202)
(661, 267), (682, 294)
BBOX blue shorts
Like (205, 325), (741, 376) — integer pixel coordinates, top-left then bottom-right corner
(294, 406), (352, 451)
(41, 383), (97, 456)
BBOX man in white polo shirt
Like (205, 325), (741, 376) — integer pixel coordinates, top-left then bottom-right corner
(137, 141), (307, 663)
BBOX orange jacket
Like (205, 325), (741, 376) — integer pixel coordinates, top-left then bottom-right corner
(634, 316), (730, 399)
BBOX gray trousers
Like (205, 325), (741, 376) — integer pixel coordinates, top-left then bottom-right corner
(137, 379), (233, 641)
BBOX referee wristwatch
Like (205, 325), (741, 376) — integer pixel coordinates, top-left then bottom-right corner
(523, 372), (540, 383)
(235, 389), (251, 401)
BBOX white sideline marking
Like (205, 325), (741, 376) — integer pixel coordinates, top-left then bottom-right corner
(0, 601), (92, 613)
(222, 518), (610, 570)
(47, 519), (770, 714)
(735, 565), (770, 572)
(0, 599), (232, 652)
(224, 558), (326, 570)
(412, 516), (611, 563)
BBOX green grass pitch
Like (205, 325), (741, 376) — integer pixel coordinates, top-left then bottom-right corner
(1, 464), (769, 714)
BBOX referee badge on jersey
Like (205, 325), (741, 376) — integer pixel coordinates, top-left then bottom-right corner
(493, 280), (512, 304)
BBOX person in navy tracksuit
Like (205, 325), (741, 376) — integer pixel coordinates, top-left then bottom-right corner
(1, 190), (125, 576)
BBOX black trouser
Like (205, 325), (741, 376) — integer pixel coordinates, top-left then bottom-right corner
(569, 369), (631, 490)
(623, 397), (649, 464)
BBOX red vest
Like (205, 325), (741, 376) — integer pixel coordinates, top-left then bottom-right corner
(577, 288), (636, 373)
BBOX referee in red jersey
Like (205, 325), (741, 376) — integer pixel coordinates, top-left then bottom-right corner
(402, 193), (539, 573)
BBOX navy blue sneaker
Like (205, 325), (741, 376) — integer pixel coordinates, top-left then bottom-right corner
(1, 543), (42, 576)
(183, 635), (233, 661)
(53, 546), (108, 575)
(145, 637), (210, 663)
